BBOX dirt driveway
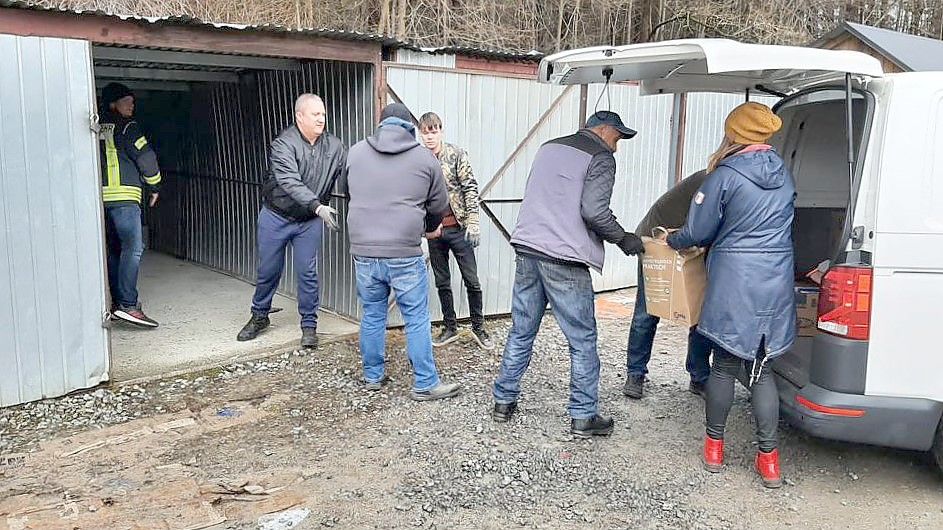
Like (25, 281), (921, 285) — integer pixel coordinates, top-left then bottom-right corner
(1, 291), (941, 529)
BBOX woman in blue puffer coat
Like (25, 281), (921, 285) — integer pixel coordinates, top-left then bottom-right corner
(667, 102), (796, 489)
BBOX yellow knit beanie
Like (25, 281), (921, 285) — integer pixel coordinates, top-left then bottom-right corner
(724, 102), (782, 145)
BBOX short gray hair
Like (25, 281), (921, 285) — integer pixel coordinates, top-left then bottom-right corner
(294, 93), (323, 115)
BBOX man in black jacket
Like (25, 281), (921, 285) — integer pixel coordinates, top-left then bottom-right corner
(237, 94), (346, 349)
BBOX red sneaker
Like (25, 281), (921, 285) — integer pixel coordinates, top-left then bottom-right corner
(114, 308), (159, 328)
(703, 436), (724, 472)
(755, 449), (783, 488)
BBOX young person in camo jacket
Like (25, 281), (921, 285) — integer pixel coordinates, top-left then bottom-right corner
(418, 112), (494, 350)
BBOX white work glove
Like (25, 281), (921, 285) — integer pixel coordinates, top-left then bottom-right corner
(315, 204), (339, 231)
(465, 225), (481, 248)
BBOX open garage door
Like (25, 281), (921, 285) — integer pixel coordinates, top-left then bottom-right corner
(0, 34), (110, 406)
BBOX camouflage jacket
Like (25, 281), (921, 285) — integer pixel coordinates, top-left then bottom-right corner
(437, 142), (480, 230)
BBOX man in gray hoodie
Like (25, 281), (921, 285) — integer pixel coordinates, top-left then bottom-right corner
(345, 103), (462, 401)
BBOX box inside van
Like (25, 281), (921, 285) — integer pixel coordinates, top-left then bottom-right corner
(537, 39), (943, 472)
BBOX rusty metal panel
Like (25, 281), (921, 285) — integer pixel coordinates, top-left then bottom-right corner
(0, 34), (109, 406)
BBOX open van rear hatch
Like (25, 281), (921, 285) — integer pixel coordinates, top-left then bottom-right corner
(538, 39), (883, 95)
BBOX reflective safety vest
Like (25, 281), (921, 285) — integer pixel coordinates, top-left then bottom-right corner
(99, 116), (161, 205)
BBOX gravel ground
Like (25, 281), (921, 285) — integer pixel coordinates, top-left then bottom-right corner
(1, 291), (941, 529)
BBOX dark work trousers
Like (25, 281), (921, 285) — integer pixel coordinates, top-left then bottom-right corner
(428, 226), (484, 330)
(705, 344), (779, 453)
(250, 207), (323, 329)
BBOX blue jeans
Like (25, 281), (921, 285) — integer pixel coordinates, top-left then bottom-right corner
(627, 262), (711, 384)
(354, 255), (440, 392)
(251, 207), (323, 329)
(493, 254), (600, 419)
(105, 204), (144, 309)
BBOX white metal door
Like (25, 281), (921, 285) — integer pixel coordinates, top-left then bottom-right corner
(0, 34), (109, 406)
(867, 74), (943, 402)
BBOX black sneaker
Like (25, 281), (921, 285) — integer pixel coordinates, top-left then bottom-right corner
(113, 307), (159, 328)
(410, 381), (462, 401)
(432, 327), (459, 347)
(237, 314), (269, 341)
(623, 374), (645, 399)
(570, 415), (615, 439)
(492, 402), (517, 423)
(301, 327), (318, 349)
(689, 380), (707, 400)
(472, 327), (495, 350)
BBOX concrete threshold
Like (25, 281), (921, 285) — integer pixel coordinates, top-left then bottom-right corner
(109, 252), (360, 382)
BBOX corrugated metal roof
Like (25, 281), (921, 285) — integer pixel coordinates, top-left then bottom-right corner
(422, 45), (543, 62)
(93, 59), (243, 72)
(0, 0), (543, 62)
(814, 21), (943, 72)
(0, 0), (403, 44)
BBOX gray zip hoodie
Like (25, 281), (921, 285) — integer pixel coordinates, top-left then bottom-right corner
(345, 122), (449, 258)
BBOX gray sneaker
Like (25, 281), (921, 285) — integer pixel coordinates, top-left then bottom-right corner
(410, 381), (462, 402)
(364, 376), (391, 391)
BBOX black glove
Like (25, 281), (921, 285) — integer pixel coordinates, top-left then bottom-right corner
(617, 232), (645, 256)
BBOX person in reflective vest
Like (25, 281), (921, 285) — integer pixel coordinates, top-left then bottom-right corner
(99, 82), (161, 328)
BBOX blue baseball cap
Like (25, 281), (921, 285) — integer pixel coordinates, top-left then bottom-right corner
(586, 111), (637, 139)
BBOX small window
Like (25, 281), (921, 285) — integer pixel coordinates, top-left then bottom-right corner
(776, 89), (867, 111)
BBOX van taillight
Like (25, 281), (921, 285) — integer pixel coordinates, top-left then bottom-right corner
(817, 266), (873, 340)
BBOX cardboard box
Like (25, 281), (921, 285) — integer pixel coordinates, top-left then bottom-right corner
(795, 284), (820, 337)
(640, 239), (707, 327)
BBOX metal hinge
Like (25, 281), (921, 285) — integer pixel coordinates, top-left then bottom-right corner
(851, 225), (866, 249)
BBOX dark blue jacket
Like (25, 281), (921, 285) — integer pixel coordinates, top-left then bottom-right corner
(668, 148), (797, 361)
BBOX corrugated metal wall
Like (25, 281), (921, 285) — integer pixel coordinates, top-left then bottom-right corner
(586, 84), (674, 288)
(386, 64), (674, 320)
(682, 93), (780, 177)
(259, 63), (375, 319)
(0, 35), (109, 407)
(395, 49), (456, 68)
(148, 60), (374, 319)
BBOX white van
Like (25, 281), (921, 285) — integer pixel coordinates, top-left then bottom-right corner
(538, 39), (943, 471)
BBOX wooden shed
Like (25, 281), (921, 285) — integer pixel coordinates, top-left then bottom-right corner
(812, 21), (943, 73)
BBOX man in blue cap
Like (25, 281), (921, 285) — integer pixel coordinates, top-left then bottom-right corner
(491, 111), (644, 437)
